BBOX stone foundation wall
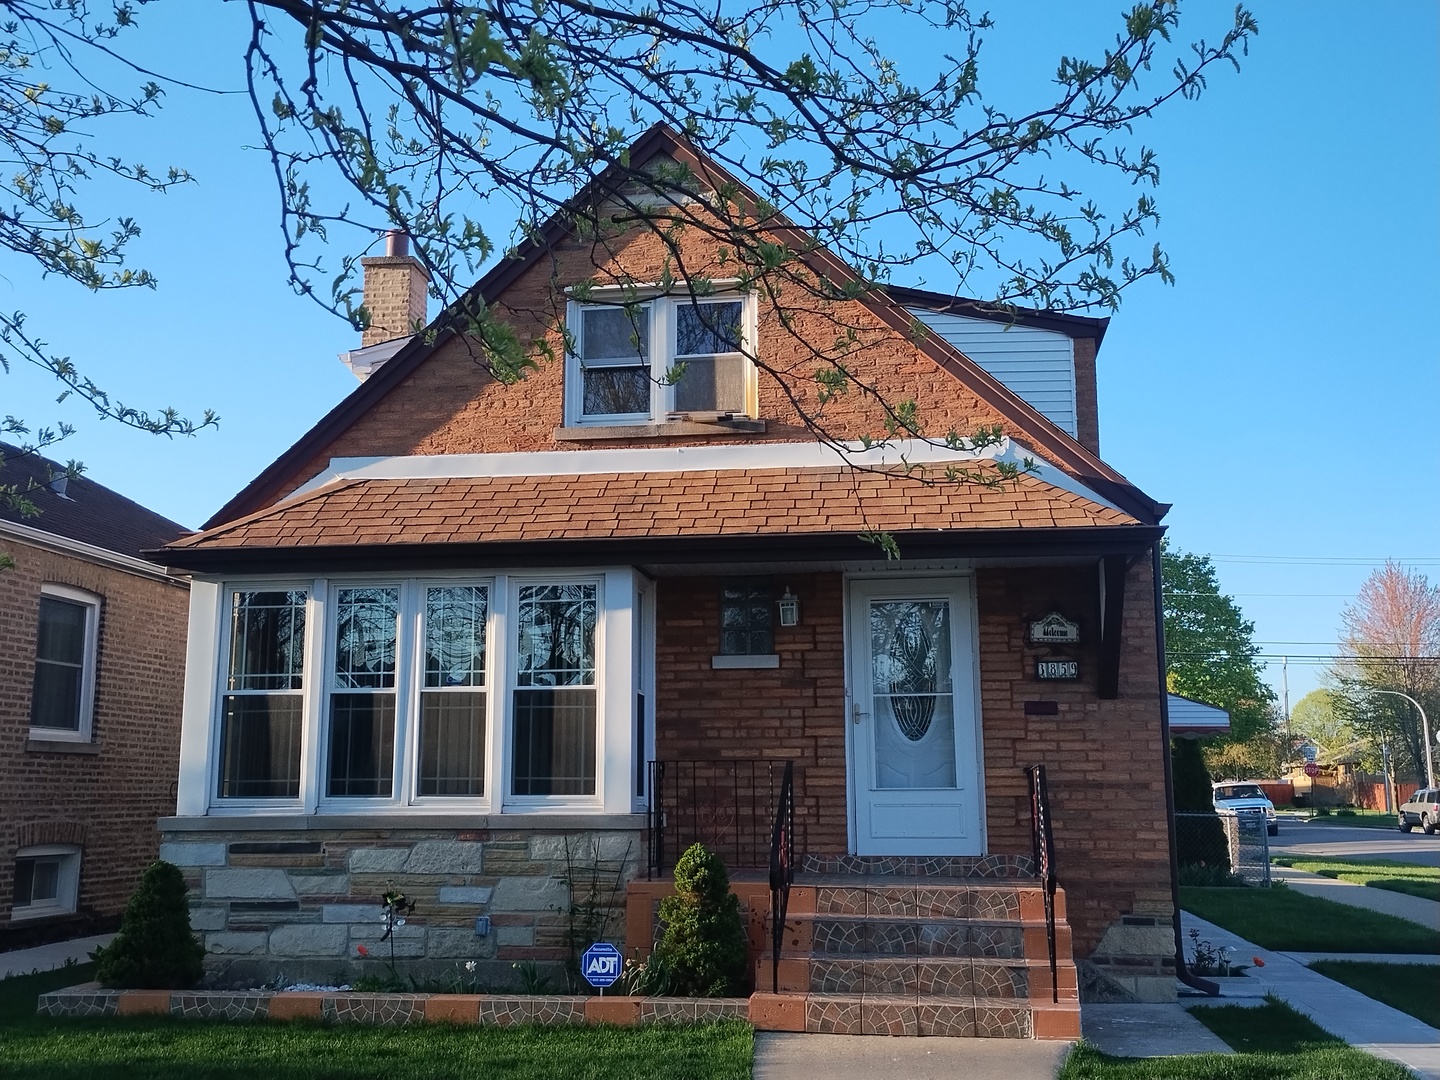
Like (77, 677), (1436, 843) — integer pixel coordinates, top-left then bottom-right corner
(159, 825), (643, 989)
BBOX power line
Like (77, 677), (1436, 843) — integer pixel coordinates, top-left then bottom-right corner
(1205, 555), (1440, 566)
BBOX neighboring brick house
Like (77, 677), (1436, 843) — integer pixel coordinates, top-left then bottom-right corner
(154, 125), (1183, 1031)
(0, 447), (190, 950)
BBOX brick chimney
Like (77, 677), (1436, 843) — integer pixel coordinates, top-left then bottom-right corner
(359, 230), (429, 347)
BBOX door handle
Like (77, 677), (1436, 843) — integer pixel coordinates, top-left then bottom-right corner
(852, 703), (869, 725)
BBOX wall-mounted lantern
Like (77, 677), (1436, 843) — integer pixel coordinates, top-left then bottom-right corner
(777, 586), (800, 627)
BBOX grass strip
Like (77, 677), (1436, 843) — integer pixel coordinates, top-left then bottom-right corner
(1272, 856), (1440, 904)
(1181, 886), (1440, 953)
(1305, 811), (1405, 830)
(0, 966), (754, 1080)
(1309, 960), (1440, 1029)
(1059, 998), (1412, 1080)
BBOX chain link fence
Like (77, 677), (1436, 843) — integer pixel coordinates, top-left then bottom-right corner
(1175, 811), (1271, 887)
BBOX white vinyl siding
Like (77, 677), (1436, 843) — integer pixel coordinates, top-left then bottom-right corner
(907, 309), (1078, 438)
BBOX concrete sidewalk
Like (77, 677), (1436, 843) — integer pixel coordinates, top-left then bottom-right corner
(1081, 1004), (1231, 1057)
(0, 935), (111, 981)
(1183, 911), (1440, 1080)
(752, 1033), (1072, 1079)
(1272, 865), (1440, 928)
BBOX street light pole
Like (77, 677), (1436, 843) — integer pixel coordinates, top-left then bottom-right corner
(1370, 689), (1435, 789)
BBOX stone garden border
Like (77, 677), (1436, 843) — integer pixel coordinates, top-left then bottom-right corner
(37, 984), (751, 1027)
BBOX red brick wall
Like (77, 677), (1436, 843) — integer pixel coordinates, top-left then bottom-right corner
(269, 219), (1077, 510)
(0, 538), (189, 947)
(652, 558), (1171, 960)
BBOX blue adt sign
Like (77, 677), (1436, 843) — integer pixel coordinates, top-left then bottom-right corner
(581, 942), (623, 989)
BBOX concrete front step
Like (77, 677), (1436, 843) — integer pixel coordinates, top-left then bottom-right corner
(750, 990), (1081, 1039)
(753, 954), (1079, 1001)
(764, 914), (1073, 962)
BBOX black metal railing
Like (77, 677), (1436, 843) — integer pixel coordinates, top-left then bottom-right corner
(646, 759), (797, 878)
(768, 761), (795, 994)
(1027, 763), (1059, 1004)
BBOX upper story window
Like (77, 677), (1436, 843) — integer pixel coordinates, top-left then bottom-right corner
(565, 291), (756, 426)
(29, 584), (101, 741)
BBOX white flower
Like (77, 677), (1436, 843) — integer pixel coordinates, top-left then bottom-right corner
(465, 961), (477, 973)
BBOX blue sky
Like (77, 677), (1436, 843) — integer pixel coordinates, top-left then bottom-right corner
(2, 1), (1436, 707)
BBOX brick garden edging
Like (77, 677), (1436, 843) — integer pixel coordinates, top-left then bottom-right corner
(37, 984), (749, 1026)
(36, 985), (1075, 1038)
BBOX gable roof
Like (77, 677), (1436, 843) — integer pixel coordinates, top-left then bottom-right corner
(202, 123), (1166, 530)
(0, 444), (190, 558)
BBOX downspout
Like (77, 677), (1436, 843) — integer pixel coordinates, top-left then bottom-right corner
(1151, 538), (1219, 997)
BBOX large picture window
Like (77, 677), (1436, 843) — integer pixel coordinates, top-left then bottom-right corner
(512, 583), (598, 797)
(29, 585), (100, 739)
(218, 590), (306, 799)
(327, 587), (399, 798)
(419, 585), (489, 797)
(566, 292), (755, 425)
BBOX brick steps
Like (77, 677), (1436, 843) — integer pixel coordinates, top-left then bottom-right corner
(744, 875), (1079, 1038)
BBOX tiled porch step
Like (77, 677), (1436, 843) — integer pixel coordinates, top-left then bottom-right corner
(801, 880), (1066, 922)
(754, 954), (1078, 1002)
(768, 914), (1073, 961)
(794, 992), (1081, 1039)
(800, 854), (1036, 878)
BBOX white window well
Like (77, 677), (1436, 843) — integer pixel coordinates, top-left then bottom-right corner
(29, 585), (100, 741)
(11, 845), (81, 920)
(565, 290), (757, 426)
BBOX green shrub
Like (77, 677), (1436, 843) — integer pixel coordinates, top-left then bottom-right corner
(652, 843), (748, 997)
(1172, 738), (1231, 875)
(95, 860), (204, 989)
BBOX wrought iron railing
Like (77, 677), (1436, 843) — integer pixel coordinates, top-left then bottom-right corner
(1027, 763), (1059, 1004)
(645, 759), (797, 878)
(768, 760), (795, 994)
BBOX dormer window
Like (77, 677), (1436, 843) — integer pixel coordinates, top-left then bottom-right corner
(565, 290), (756, 426)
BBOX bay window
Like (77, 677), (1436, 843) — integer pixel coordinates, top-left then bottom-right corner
(565, 290), (756, 425)
(202, 573), (635, 813)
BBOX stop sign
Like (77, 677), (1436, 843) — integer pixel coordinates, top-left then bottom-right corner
(1304, 762), (1320, 778)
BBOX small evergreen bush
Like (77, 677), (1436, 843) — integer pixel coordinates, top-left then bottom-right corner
(1171, 738), (1232, 875)
(95, 860), (204, 989)
(652, 843), (748, 997)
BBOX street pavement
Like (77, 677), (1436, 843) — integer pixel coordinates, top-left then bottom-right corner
(1182, 911), (1440, 1080)
(1272, 819), (1440, 867)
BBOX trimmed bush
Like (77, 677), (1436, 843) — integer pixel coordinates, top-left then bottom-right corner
(95, 860), (204, 989)
(652, 843), (748, 997)
(1172, 737), (1231, 875)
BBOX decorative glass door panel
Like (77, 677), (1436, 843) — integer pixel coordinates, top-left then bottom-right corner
(870, 600), (957, 789)
(848, 579), (983, 856)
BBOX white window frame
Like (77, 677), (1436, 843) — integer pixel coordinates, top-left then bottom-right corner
(29, 584), (101, 743)
(564, 288), (758, 427)
(195, 570), (640, 816)
(11, 844), (82, 921)
(212, 583), (312, 809)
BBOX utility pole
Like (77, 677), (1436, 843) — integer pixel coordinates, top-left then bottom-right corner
(1281, 656), (1290, 759)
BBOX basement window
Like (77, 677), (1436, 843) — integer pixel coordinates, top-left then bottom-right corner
(11, 846), (81, 920)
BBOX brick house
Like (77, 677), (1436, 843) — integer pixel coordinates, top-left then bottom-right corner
(0, 447), (190, 950)
(153, 125), (1183, 1032)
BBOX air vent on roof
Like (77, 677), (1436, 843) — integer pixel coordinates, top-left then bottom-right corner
(48, 471), (71, 499)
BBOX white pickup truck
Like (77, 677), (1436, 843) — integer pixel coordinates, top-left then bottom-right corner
(1212, 781), (1278, 836)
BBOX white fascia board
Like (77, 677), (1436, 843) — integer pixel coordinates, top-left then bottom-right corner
(283, 437), (1122, 514)
(337, 336), (411, 381)
(0, 519), (188, 582)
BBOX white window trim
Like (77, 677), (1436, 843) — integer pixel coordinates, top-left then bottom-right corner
(29, 584), (101, 743)
(198, 569), (638, 817)
(564, 290), (758, 427)
(11, 844), (82, 921)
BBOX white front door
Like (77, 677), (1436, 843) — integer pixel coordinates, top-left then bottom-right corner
(847, 578), (984, 856)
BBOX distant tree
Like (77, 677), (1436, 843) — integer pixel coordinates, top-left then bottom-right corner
(1289, 689), (1351, 756)
(1332, 564), (1439, 785)
(1162, 542), (1277, 759)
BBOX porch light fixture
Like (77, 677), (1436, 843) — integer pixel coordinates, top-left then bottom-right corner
(777, 586), (800, 627)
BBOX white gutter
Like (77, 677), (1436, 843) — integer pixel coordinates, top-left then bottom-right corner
(0, 519), (189, 584)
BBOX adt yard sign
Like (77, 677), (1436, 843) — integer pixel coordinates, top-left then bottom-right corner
(581, 942), (622, 989)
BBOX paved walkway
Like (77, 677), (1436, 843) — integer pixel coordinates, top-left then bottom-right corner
(1081, 1004), (1231, 1057)
(0, 934), (111, 980)
(752, 1033), (1072, 1079)
(1272, 865), (1440, 928)
(1182, 912), (1440, 1080)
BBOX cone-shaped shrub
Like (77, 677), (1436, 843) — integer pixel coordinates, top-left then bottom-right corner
(652, 842), (748, 997)
(1171, 738), (1231, 875)
(95, 860), (204, 989)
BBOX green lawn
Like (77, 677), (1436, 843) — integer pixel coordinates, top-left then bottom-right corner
(1274, 856), (1440, 903)
(0, 965), (753, 1080)
(1059, 998), (1413, 1080)
(1309, 961), (1440, 1029)
(1301, 810), (1405, 831)
(1180, 886), (1440, 953)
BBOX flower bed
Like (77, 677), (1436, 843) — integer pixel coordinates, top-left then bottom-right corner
(37, 983), (751, 1027)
